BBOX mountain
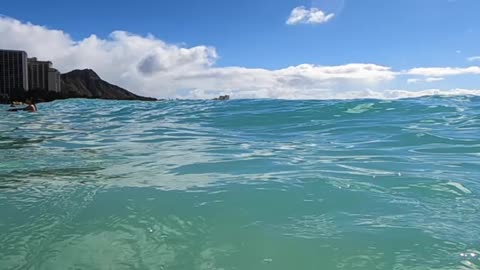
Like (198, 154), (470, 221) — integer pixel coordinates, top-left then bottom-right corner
(60, 69), (156, 101)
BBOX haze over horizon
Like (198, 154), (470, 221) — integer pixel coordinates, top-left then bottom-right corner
(1, 0), (480, 99)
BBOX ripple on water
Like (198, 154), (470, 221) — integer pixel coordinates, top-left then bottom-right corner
(0, 97), (480, 269)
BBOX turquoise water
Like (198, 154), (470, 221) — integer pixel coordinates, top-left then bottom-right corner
(1, 97), (480, 270)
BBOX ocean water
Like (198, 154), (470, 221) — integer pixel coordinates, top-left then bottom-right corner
(0, 97), (479, 270)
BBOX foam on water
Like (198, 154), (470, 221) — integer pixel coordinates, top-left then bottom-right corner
(1, 97), (480, 269)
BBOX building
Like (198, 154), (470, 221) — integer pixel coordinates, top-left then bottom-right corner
(28, 57), (51, 91)
(48, 68), (61, 92)
(0, 50), (29, 100)
(0, 50), (61, 102)
(28, 57), (61, 93)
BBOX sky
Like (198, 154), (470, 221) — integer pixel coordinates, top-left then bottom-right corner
(1, 0), (480, 99)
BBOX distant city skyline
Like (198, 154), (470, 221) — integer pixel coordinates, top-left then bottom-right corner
(0, 49), (61, 99)
(1, 0), (480, 99)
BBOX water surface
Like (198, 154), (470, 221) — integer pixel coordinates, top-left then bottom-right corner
(1, 97), (480, 269)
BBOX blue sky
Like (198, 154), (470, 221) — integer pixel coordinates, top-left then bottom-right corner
(1, 0), (480, 99)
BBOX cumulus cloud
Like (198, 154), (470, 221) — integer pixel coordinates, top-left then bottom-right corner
(286, 6), (335, 25)
(1, 16), (480, 100)
(407, 77), (445, 84)
(0, 16), (396, 99)
(367, 88), (480, 99)
(407, 66), (480, 77)
(467, 56), (480, 62)
(177, 64), (395, 99)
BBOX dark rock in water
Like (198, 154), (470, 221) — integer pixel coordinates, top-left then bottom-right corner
(213, 95), (230, 101)
(61, 69), (156, 101)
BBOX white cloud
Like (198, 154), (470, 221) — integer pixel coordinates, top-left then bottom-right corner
(177, 64), (395, 99)
(1, 16), (480, 100)
(286, 6), (335, 25)
(407, 77), (445, 84)
(406, 78), (420, 84)
(0, 16), (396, 99)
(407, 66), (480, 77)
(467, 56), (480, 62)
(369, 88), (480, 99)
(425, 77), (445, 82)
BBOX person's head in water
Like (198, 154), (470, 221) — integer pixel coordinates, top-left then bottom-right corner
(24, 97), (37, 112)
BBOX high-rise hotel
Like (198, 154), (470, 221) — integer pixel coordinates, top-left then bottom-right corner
(0, 49), (62, 102)
(28, 57), (61, 93)
(0, 50), (29, 100)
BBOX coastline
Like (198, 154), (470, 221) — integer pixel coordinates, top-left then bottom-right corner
(1, 69), (157, 104)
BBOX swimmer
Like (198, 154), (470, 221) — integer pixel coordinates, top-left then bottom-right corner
(7, 98), (37, 112)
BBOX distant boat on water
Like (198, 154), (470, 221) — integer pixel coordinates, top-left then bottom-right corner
(213, 95), (230, 101)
